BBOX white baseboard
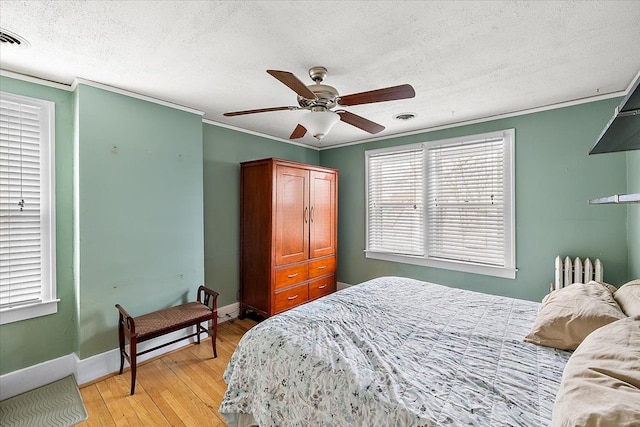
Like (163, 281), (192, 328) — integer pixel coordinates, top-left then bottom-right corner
(217, 302), (239, 320)
(0, 354), (76, 401)
(0, 302), (239, 400)
(75, 327), (209, 386)
(337, 281), (352, 290)
(74, 348), (121, 387)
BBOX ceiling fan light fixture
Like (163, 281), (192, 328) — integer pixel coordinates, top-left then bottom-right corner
(224, 68), (414, 141)
(299, 110), (340, 140)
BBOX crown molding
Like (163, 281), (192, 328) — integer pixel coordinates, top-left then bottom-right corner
(319, 90), (626, 150)
(0, 69), (73, 91)
(0, 70), (205, 115)
(202, 118), (320, 151)
(72, 77), (204, 116)
(625, 69), (640, 94)
(2, 68), (310, 147)
(3, 68), (630, 151)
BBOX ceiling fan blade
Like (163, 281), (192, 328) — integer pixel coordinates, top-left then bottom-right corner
(337, 110), (385, 134)
(337, 84), (415, 106)
(289, 124), (307, 139)
(223, 106), (297, 117)
(267, 70), (317, 100)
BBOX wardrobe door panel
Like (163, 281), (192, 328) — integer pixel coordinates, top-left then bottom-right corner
(309, 170), (336, 259)
(275, 165), (309, 265)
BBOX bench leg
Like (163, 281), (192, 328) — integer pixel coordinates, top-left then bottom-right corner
(118, 316), (125, 375)
(130, 338), (137, 395)
(211, 316), (217, 358)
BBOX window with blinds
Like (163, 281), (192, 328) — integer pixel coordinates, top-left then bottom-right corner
(367, 146), (424, 256)
(365, 130), (515, 279)
(0, 92), (56, 324)
(427, 138), (506, 266)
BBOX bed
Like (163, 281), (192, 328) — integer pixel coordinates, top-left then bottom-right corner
(219, 276), (574, 426)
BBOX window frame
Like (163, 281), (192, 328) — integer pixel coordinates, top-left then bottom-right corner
(365, 143), (425, 257)
(365, 129), (516, 279)
(0, 91), (58, 325)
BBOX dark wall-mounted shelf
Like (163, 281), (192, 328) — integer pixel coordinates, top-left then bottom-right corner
(589, 72), (640, 154)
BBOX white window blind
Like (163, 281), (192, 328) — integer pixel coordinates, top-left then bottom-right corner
(0, 92), (56, 317)
(365, 130), (515, 279)
(367, 146), (424, 256)
(427, 138), (506, 266)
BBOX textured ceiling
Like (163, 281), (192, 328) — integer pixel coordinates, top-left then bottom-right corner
(1, 1), (639, 148)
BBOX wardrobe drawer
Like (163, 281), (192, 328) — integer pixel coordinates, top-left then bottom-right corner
(308, 256), (335, 279)
(309, 275), (336, 300)
(274, 283), (309, 313)
(275, 263), (309, 290)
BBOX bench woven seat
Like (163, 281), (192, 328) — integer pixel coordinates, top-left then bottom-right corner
(135, 302), (213, 338)
(116, 286), (219, 395)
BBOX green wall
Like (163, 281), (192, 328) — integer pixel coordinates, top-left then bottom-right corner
(75, 84), (205, 358)
(0, 76), (75, 374)
(0, 76), (316, 374)
(628, 150), (640, 278)
(0, 73), (635, 377)
(320, 98), (629, 302)
(202, 124), (318, 307)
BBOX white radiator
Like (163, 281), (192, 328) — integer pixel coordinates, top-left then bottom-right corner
(551, 256), (603, 291)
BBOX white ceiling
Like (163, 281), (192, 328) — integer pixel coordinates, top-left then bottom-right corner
(1, 1), (639, 148)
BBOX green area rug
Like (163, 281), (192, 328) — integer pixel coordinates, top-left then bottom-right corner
(0, 375), (88, 426)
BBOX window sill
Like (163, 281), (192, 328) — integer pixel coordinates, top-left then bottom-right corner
(365, 251), (517, 279)
(0, 299), (60, 325)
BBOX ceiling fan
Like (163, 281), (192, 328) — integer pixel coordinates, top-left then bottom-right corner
(224, 67), (415, 140)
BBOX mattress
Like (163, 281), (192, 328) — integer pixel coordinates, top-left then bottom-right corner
(219, 276), (571, 426)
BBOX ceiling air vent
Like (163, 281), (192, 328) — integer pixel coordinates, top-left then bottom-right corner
(0, 29), (29, 46)
(394, 112), (417, 121)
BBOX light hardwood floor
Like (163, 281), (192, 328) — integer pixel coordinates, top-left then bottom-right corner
(77, 318), (258, 427)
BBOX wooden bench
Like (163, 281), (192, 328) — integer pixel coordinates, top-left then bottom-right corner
(115, 286), (219, 395)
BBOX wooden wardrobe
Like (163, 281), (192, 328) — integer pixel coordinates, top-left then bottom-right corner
(239, 158), (338, 318)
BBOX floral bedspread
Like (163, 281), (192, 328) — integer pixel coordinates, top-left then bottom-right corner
(219, 276), (571, 426)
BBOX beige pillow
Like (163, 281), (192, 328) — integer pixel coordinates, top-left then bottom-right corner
(614, 279), (640, 317)
(592, 280), (617, 294)
(524, 282), (626, 350)
(552, 315), (640, 427)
